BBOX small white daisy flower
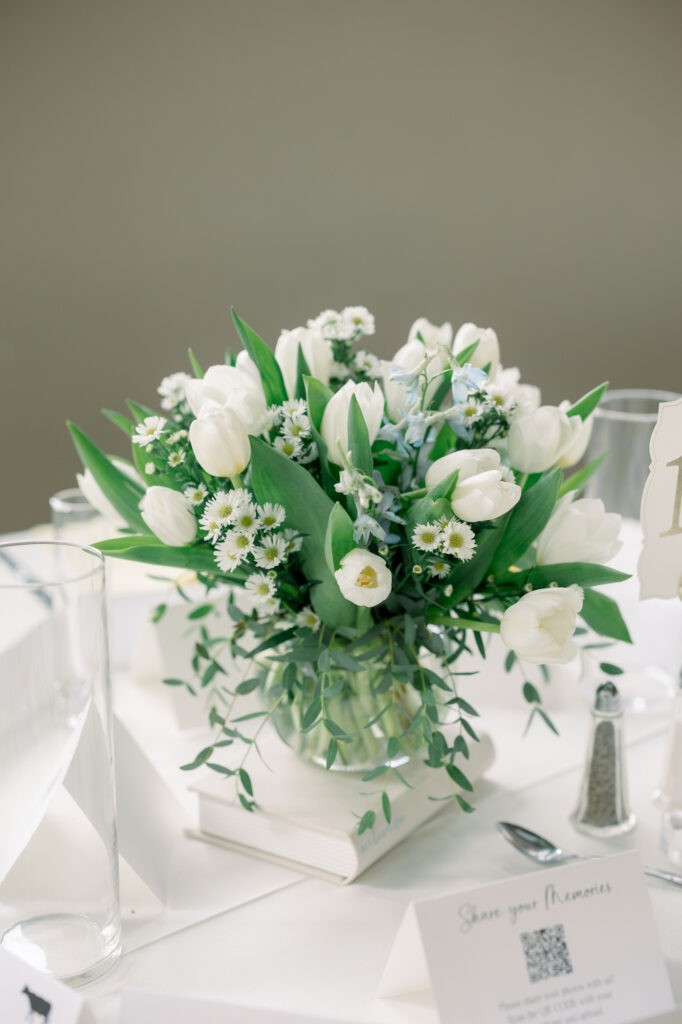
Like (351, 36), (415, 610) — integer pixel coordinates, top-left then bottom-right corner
(232, 501), (259, 533)
(168, 450), (185, 468)
(295, 607), (320, 631)
(441, 520), (476, 561)
(499, 465), (516, 484)
(214, 539), (245, 572)
(429, 560), (450, 579)
(274, 435), (303, 459)
(253, 533), (288, 569)
(257, 502), (286, 530)
(184, 482), (208, 505)
(220, 530), (255, 562)
(158, 371), (191, 410)
(412, 522), (443, 553)
(341, 306), (375, 337)
(168, 429), (189, 444)
(308, 308), (341, 332)
(204, 490), (239, 525)
(282, 528), (303, 553)
(132, 416), (167, 446)
(245, 572), (276, 605)
(282, 411), (311, 440)
(330, 360), (351, 380)
(201, 517), (223, 544)
(353, 350), (382, 377)
(145, 462), (155, 475)
(282, 399), (307, 417)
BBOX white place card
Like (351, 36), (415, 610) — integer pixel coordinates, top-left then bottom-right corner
(378, 852), (674, 1024)
(0, 948), (91, 1023)
(639, 395), (682, 600)
(121, 987), (359, 1023)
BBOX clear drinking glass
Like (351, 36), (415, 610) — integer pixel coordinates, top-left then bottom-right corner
(49, 488), (100, 543)
(0, 541), (121, 985)
(581, 388), (681, 712)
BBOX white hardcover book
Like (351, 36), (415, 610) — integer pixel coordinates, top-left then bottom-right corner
(190, 730), (495, 883)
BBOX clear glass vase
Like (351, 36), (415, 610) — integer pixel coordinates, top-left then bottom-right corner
(263, 639), (424, 773)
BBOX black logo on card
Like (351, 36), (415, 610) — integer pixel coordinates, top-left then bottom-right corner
(21, 986), (52, 1022)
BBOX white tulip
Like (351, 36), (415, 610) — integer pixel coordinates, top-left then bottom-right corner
(320, 381), (384, 466)
(184, 363), (267, 432)
(407, 317), (453, 352)
(140, 486), (197, 546)
(275, 326), (333, 398)
(334, 548), (392, 607)
(507, 405), (583, 474)
(425, 448), (521, 522)
(555, 401), (593, 468)
(500, 585), (584, 664)
(189, 403), (251, 477)
(453, 322), (500, 379)
(536, 497), (622, 566)
(384, 336), (449, 420)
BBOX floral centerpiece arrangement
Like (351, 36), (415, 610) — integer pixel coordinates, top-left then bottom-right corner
(70, 306), (629, 832)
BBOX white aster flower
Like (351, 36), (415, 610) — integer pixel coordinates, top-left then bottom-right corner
(158, 372), (192, 410)
(412, 522), (443, 553)
(330, 360), (351, 380)
(258, 406), (282, 434)
(274, 435), (304, 459)
(232, 501), (259, 534)
(167, 450), (185, 468)
(282, 399), (308, 417)
(257, 502), (286, 530)
(353, 350), (382, 377)
(341, 306), (375, 337)
(295, 606), (320, 631)
(132, 416), (167, 446)
(214, 539), (245, 572)
(204, 490), (241, 525)
(253, 533), (288, 569)
(499, 465), (516, 484)
(184, 482), (209, 506)
(440, 520), (476, 561)
(219, 529), (255, 563)
(201, 517), (224, 544)
(168, 429), (189, 444)
(308, 308), (342, 337)
(429, 560), (450, 579)
(282, 411), (311, 439)
(282, 528), (303, 553)
(145, 462), (155, 475)
(245, 572), (277, 605)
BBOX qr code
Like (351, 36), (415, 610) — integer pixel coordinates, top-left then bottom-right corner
(520, 924), (573, 984)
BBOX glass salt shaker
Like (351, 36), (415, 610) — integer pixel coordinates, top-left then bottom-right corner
(652, 672), (682, 863)
(571, 681), (636, 837)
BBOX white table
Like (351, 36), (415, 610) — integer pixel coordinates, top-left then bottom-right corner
(4, 524), (682, 1022)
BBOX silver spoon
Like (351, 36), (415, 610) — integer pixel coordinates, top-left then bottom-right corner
(497, 821), (682, 888)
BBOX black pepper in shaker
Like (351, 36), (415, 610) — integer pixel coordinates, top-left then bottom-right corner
(570, 681), (636, 837)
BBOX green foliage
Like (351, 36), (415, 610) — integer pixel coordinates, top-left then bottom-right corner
(489, 468), (562, 577)
(231, 308), (287, 405)
(67, 422), (148, 533)
(580, 589), (632, 643)
(567, 381), (609, 421)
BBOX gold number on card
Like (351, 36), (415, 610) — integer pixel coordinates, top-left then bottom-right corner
(661, 454), (682, 537)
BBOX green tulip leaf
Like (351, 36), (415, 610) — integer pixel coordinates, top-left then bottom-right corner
(324, 502), (356, 573)
(348, 394), (373, 478)
(519, 562), (630, 590)
(231, 309), (287, 406)
(489, 467), (562, 577)
(567, 381), (609, 422)
(68, 422), (148, 534)
(248, 436), (356, 626)
(580, 588), (632, 643)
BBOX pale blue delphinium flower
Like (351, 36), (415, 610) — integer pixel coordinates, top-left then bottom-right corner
(353, 514), (386, 545)
(451, 365), (488, 405)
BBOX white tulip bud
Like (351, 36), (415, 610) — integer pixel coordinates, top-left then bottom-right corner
(507, 405), (583, 474)
(140, 486), (197, 546)
(275, 326), (333, 399)
(555, 401), (593, 468)
(407, 317), (453, 351)
(76, 469), (126, 529)
(425, 448), (521, 522)
(320, 381), (384, 466)
(500, 586), (584, 664)
(536, 498), (622, 566)
(453, 322), (500, 379)
(334, 548), (392, 607)
(189, 403), (251, 477)
(185, 364), (266, 432)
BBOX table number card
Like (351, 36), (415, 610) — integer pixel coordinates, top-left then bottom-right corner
(639, 396), (682, 600)
(0, 948), (92, 1023)
(378, 852), (674, 1024)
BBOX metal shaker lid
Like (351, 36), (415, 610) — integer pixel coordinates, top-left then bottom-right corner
(595, 681), (621, 713)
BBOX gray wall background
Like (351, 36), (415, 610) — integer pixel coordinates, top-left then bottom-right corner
(2, 0), (681, 532)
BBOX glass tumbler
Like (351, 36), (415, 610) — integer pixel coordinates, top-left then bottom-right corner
(49, 488), (100, 543)
(0, 541), (121, 985)
(581, 388), (681, 712)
